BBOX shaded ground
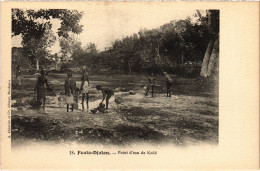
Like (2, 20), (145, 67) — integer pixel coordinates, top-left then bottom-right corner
(11, 72), (218, 146)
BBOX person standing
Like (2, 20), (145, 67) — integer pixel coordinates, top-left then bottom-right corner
(34, 69), (52, 110)
(80, 65), (89, 110)
(163, 72), (173, 97)
(145, 73), (155, 97)
(64, 73), (76, 112)
(73, 87), (80, 110)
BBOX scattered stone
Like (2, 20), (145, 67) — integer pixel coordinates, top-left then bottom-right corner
(129, 91), (135, 95)
(114, 98), (122, 104)
(29, 100), (41, 108)
(120, 88), (129, 92)
(99, 103), (105, 108)
(97, 107), (106, 113)
(90, 108), (97, 114)
(114, 88), (121, 92)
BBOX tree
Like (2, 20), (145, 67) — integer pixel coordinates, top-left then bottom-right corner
(59, 34), (82, 62)
(99, 11), (215, 75)
(71, 42), (99, 69)
(12, 9), (83, 39)
(111, 35), (141, 73)
(197, 10), (219, 78)
(12, 9), (83, 69)
(22, 28), (56, 70)
(52, 53), (60, 70)
(85, 43), (98, 55)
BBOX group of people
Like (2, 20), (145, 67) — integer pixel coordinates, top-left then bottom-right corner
(34, 66), (114, 112)
(16, 64), (174, 111)
(34, 67), (173, 111)
(145, 71), (173, 97)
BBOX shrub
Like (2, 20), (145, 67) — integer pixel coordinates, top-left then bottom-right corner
(60, 63), (72, 72)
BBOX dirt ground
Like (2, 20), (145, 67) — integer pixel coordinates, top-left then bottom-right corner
(11, 72), (218, 146)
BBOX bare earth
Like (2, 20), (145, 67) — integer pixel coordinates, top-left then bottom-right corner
(11, 73), (218, 146)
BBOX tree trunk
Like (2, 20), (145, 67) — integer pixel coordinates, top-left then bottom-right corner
(156, 43), (161, 61)
(55, 56), (59, 70)
(207, 38), (219, 76)
(200, 39), (215, 77)
(128, 62), (132, 74)
(36, 59), (39, 71)
(181, 52), (184, 64)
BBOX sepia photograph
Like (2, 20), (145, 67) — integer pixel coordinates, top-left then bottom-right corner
(1, 2), (259, 170)
(11, 7), (219, 147)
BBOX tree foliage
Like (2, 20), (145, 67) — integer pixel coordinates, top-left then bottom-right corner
(12, 9), (83, 69)
(22, 28), (56, 70)
(12, 8), (219, 77)
(59, 34), (82, 62)
(70, 11), (219, 76)
(91, 13), (216, 75)
(12, 9), (83, 39)
(71, 42), (99, 69)
(82, 10), (219, 76)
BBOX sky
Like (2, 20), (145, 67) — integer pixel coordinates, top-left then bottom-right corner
(12, 6), (200, 54)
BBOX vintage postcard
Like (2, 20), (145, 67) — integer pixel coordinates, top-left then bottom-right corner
(1, 1), (259, 170)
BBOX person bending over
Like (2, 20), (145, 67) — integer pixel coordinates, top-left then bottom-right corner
(96, 85), (114, 109)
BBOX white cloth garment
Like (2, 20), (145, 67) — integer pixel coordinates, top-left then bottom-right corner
(82, 81), (89, 93)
